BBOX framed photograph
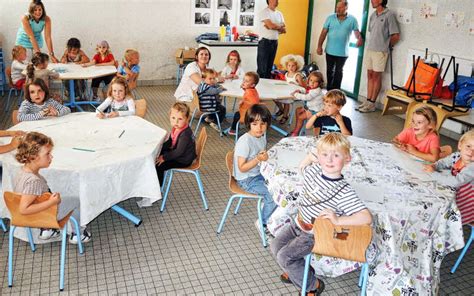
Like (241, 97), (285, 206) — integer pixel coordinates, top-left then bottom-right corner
(239, 0), (255, 13)
(195, 0), (210, 9)
(217, 0), (233, 10)
(239, 14), (254, 27)
(195, 12), (212, 25)
(191, 0), (213, 27)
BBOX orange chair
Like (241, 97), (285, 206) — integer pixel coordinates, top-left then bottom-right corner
(4, 192), (84, 291)
(135, 98), (147, 118)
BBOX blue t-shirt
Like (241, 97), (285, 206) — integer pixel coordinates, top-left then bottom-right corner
(234, 133), (266, 181)
(323, 14), (359, 57)
(313, 115), (352, 135)
(16, 17), (45, 49)
(117, 63), (140, 76)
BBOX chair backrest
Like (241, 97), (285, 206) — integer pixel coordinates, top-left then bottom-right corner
(12, 110), (19, 125)
(225, 150), (234, 180)
(404, 101), (450, 132)
(135, 98), (147, 118)
(3, 191), (70, 229)
(192, 91), (201, 112)
(5, 66), (14, 87)
(193, 127), (208, 168)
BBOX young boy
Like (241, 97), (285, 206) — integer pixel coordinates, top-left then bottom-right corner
(270, 132), (372, 295)
(117, 49), (140, 91)
(228, 71), (260, 136)
(305, 89), (352, 136)
(234, 104), (277, 239)
(197, 68), (226, 131)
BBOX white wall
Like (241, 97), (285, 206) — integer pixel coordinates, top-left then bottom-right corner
(0, 0), (267, 83)
(309, 0), (474, 100)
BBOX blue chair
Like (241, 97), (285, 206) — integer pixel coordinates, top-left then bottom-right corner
(4, 192), (84, 291)
(161, 127), (209, 213)
(5, 67), (24, 112)
(189, 92), (223, 137)
(451, 224), (474, 273)
(217, 151), (267, 247)
(0, 218), (7, 232)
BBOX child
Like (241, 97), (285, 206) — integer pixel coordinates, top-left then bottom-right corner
(82, 40), (116, 101)
(96, 77), (135, 118)
(26, 52), (59, 88)
(220, 50), (245, 80)
(306, 89), (352, 136)
(289, 71), (325, 137)
(155, 102), (197, 185)
(392, 105), (440, 163)
(275, 54), (306, 124)
(117, 49), (140, 91)
(228, 71), (260, 135)
(18, 78), (71, 122)
(424, 130), (474, 225)
(0, 130), (25, 154)
(196, 68), (226, 131)
(13, 132), (91, 243)
(60, 37), (90, 99)
(271, 132), (372, 294)
(234, 104), (277, 237)
(11, 45), (28, 89)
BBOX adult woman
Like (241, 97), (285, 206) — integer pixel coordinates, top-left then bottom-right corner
(16, 0), (58, 63)
(174, 47), (211, 103)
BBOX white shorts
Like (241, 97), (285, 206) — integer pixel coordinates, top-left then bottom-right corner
(364, 50), (389, 72)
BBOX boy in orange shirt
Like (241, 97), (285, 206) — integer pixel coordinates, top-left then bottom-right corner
(228, 71), (260, 136)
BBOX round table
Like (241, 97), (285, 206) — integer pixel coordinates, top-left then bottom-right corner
(261, 136), (465, 295)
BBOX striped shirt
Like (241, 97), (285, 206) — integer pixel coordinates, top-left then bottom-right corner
(18, 99), (71, 122)
(298, 164), (367, 225)
(14, 169), (50, 196)
(197, 82), (224, 112)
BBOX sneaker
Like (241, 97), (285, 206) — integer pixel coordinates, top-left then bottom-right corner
(355, 101), (369, 111)
(254, 219), (273, 238)
(69, 229), (91, 244)
(227, 129), (236, 136)
(209, 122), (220, 131)
(359, 101), (376, 113)
(38, 228), (61, 240)
(305, 279), (325, 296)
(280, 273), (292, 284)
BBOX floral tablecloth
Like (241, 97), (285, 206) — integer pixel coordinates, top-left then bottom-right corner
(261, 136), (465, 296)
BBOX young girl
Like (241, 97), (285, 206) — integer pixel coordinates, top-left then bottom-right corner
(234, 104), (277, 237)
(424, 130), (474, 225)
(117, 49), (140, 90)
(155, 102), (197, 185)
(289, 71), (325, 136)
(220, 50), (245, 80)
(96, 77), (135, 118)
(13, 132), (91, 243)
(392, 105), (440, 163)
(18, 78), (71, 122)
(26, 52), (59, 88)
(82, 40), (116, 101)
(275, 54), (306, 124)
(11, 45), (28, 89)
(60, 37), (90, 99)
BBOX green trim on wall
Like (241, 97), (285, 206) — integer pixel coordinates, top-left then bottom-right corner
(304, 0), (314, 64)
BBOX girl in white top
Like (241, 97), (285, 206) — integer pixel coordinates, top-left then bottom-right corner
(220, 50), (245, 80)
(174, 47), (211, 103)
(96, 77), (135, 118)
(276, 54), (306, 124)
(11, 45), (28, 88)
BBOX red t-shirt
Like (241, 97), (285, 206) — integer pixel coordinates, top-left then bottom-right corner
(93, 53), (115, 64)
(396, 128), (440, 154)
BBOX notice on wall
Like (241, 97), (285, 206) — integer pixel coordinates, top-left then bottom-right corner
(420, 2), (438, 19)
(445, 11), (465, 28)
(397, 8), (413, 25)
(193, 0), (214, 27)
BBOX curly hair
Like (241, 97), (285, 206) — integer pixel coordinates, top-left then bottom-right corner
(106, 77), (132, 99)
(11, 45), (26, 60)
(15, 132), (54, 164)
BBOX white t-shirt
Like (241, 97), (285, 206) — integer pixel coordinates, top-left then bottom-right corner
(11, 60), (27, 84)
(221, 65), (245, 79)
(174, 62), (202, 102)
(234, 133), (266, 181)
(258, 7), (285, 40)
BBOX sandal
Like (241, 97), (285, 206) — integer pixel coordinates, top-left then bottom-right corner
(280, 273), (292, 284)
(278, 116), (289, 124)
(305, 279), (325, 296)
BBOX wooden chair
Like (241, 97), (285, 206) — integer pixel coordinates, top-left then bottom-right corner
(12, 110), (19, 125)
(189, 91), (223, 136)
(135, 98), (147, 118)
(160, 127), (209, 212)
(4, 192), (84, 291)
(404, 101), (465, 131)
(381, 89), (415, 116)
(5, 66), (24, 113)
(216, 151), (267, 247)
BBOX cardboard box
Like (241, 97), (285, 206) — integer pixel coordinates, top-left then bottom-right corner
(175, 48), (196, 65)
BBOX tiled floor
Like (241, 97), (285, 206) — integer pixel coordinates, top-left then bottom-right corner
(0, 86), (472, 295)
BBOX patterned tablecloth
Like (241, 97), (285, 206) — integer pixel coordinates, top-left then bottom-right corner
(261, 136), (465, 296)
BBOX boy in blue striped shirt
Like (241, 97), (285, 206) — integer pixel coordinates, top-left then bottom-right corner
(197, 69), (226, 131)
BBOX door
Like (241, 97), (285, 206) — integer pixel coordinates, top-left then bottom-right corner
(340, 0), (369, 99)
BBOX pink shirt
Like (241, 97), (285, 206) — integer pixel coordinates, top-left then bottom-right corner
(396, 128), (440, 154)
(170, 124), (189, 148)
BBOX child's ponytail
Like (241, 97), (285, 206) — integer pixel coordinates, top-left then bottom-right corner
(26, 63), (35, 81)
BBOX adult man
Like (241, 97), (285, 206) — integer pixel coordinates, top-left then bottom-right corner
(257, 0), (286, 79)
(358, 0), (400, 113)
(317, 1), (363, 90)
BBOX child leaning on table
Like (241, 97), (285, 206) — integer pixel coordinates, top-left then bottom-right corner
(424, 130), (474, 225)
(96, 77), (135, 118)
(271, 132), (372, 295)
(18, 78), (71, 122)
(234, 104), (277, 236)
(13, 132), (91, 243)
(60, 37), (90, 100)
(117, 49), (140, 91)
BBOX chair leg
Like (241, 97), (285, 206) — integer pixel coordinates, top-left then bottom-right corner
(161, 170), (169, 193)
(288, 102), (295, 126)
(214, 113), (223, 137)
(26, 228), (36, 252)
(451, 225), (474, 273)
(0, 218), (7, 232)
(6, 89), (14, 112)
(194, 114), (206, 137)
(257, 198), (267, 247)
(235, 122), (240, 144)
(217, 195), (239, 233)
(160, 170), (174, 213)
(358, 263), (365, 287)
(69, 217), (84, 254)
(360, 262), (369, 296)
(59, 224), (68, 291)
(193, 170), (209, 210)
(301, 254), (312, 296)
(232, 97), (237, 113)
(189, 108), (197, 127)
(8, 226), (16, 287)
(234, 197), (243, 215)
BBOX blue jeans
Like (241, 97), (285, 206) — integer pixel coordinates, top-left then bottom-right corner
(237, 174), (277, 225)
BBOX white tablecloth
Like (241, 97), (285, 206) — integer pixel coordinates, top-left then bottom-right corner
(0, 113), (167, 228)
(261, 136), (465, 296)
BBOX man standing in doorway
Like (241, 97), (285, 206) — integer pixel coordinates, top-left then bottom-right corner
(358, 0), (400, 113)
(317, 1), (363, 90)
(257, 0), (286, 79)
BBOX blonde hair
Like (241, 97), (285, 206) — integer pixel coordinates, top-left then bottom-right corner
(324, 89), (346, 107)
(459, 130), (474, 144)
(316, 132), (351, 156)
(280, 54), (304, 71)
(202, 68), (217, 79)
(12, 45), (26, 60)
(171, 102), (191, 119)
(16, 132), (53, 164)
(124, 49), (139, 64)
(107, 77), (132, 99)
(413, 105), (437, 130)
